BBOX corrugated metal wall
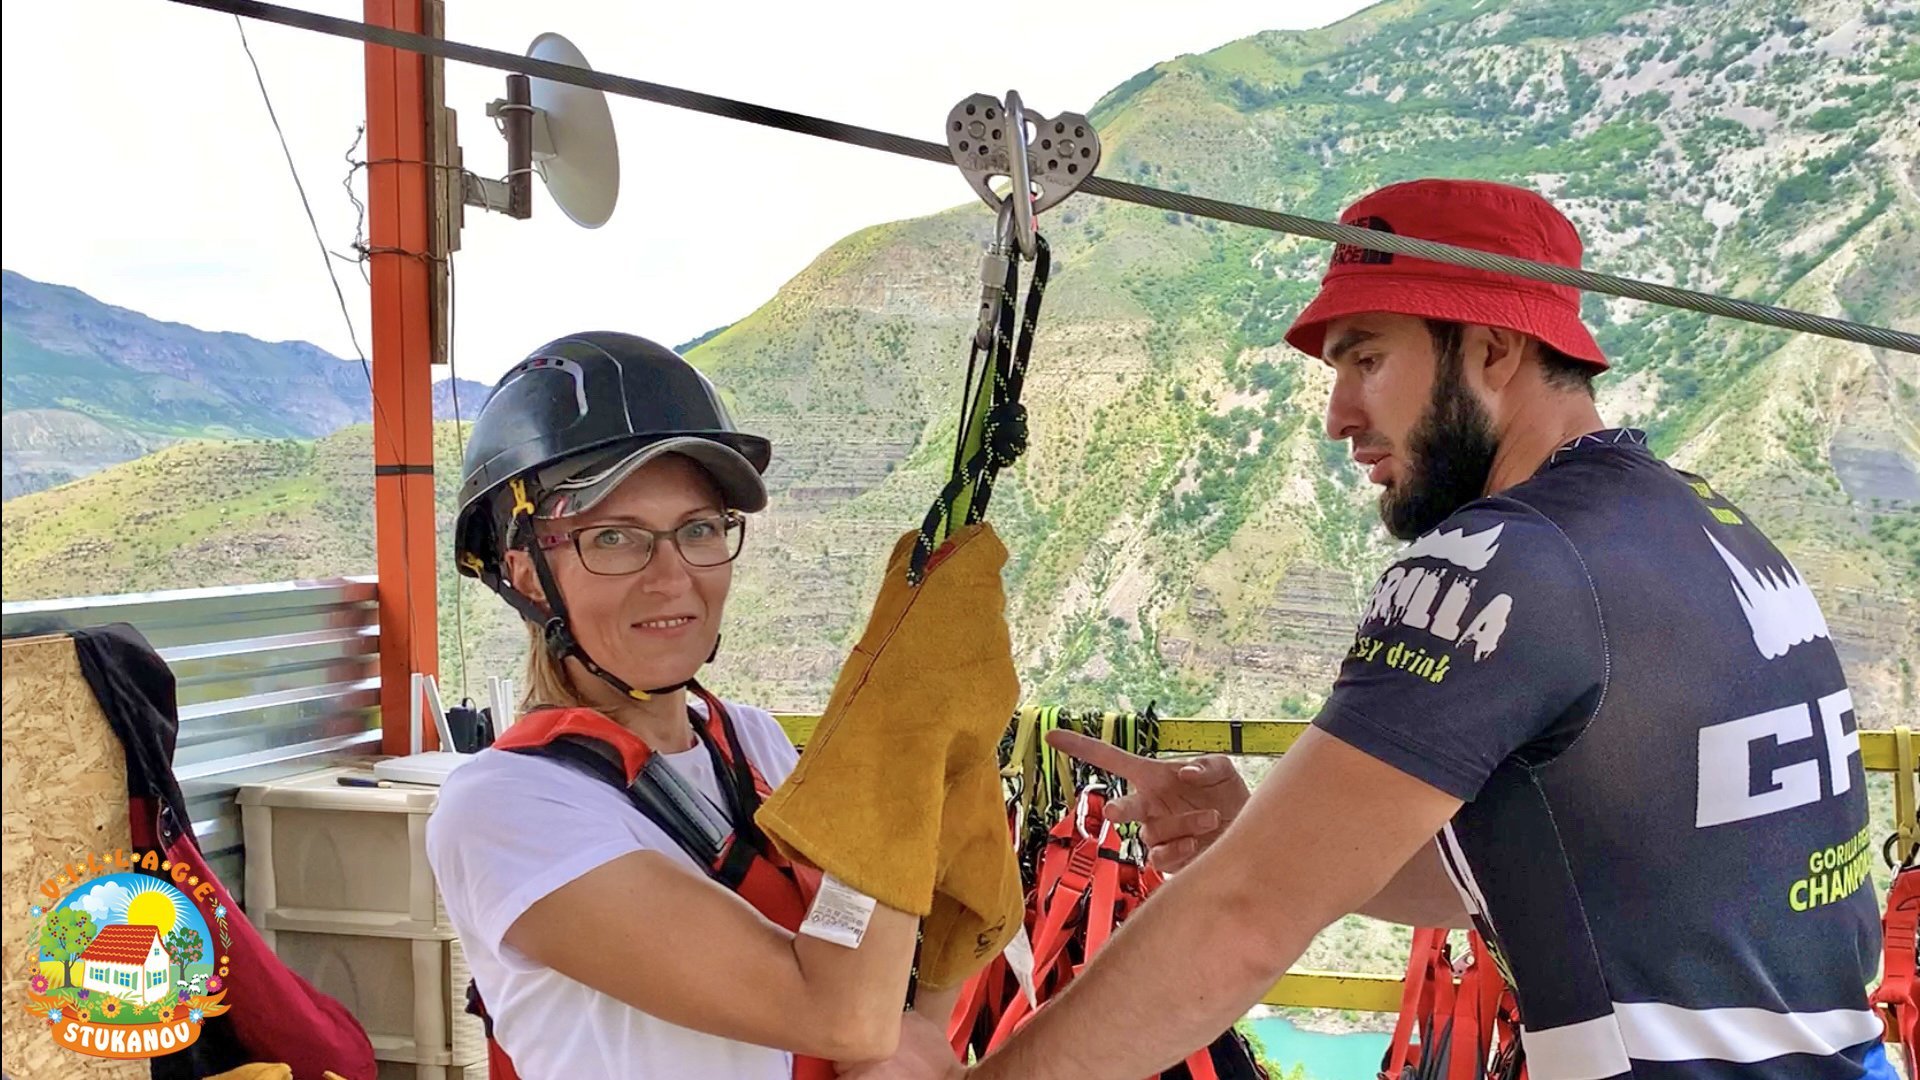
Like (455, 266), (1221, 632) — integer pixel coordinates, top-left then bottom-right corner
(2, 578), (382, 889)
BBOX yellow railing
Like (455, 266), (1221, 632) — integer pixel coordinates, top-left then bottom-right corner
(774, 714), (1912, 1013)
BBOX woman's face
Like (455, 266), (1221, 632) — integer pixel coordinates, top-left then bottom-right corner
(506, 454), (735, 696)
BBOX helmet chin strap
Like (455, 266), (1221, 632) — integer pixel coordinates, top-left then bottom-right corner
(485, 478), (717, 703)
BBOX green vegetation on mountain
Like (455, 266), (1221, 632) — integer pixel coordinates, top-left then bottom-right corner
(5, 0), (1918, 1004)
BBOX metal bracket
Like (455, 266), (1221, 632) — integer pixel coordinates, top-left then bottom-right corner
(465, 76), (535, 220)
(947, 91), (1101, 261)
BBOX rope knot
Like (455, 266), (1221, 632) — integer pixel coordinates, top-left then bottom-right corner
(985, 401), (1028, 466)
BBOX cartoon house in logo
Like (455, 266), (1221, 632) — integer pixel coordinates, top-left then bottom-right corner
(78, 924), (173, 1005)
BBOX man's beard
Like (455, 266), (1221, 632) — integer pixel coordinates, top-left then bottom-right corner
(1379, 346), (1499, 541)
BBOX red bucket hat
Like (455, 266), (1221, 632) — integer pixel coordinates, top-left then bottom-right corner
(1284, 179), (1607, 369)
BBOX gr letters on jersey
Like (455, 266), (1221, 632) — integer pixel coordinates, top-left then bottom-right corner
(1695, 530), (1860, 830)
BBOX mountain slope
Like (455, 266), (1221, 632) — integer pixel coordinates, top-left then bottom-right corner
(4, 0), (1916, 1003)
(1, 271), (373, 438)
(0, 270), (491, 497)
(0, 423), (525, 699)
(3, 0), (1914, 714)
(681, 0), (1920, 721)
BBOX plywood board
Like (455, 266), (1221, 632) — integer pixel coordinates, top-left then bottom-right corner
(2, 634), (147, 1080)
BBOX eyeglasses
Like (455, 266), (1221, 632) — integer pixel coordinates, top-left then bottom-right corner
(536, 512), (747, 576)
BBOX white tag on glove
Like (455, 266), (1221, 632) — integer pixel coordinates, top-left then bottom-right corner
(798, 873), (879, 949)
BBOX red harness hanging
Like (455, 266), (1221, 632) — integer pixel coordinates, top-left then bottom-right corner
(470, 693), (832, 1080)
(1871, 863), (1920, 1078)
(950, 787), (1253, 1079)
(1383, 927), (1523, 1080)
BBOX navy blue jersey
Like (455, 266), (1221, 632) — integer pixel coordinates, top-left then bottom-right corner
(1315, 429), (1890, 1079)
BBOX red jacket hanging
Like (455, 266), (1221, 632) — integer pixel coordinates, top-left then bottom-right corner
(73, 623), (379, 1080)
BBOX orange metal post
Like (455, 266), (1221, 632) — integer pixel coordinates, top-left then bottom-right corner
(365, 0), (440, 753)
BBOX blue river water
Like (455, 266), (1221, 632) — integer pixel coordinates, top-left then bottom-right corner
(1244, 1017), (1390, 1080)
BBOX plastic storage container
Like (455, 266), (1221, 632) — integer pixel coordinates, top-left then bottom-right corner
(238, 766), (448, 933)
(376, 1060), (487, 1080)
(239, 766), (484, 1070)
(266, 920), (483, 1064)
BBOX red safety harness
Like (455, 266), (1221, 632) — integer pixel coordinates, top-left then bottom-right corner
(1871, 853), (1920, 1078)
(949, 784), (1266, 1079)
(1382, 927), (1524, 1080)
(466, 687), (833, 1080)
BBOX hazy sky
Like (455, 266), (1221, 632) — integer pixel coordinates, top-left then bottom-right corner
(1, 0), (1373, 386)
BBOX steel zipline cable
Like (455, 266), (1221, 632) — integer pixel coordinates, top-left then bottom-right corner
(171, 0), (1920, 356)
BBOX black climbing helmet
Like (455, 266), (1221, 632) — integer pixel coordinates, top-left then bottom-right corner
(454, 331), (770, 578)
(452, 332), (770, 702)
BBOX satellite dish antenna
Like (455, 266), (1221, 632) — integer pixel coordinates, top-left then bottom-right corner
(462, 32), (620, 228)
(525, 33), (619, 228)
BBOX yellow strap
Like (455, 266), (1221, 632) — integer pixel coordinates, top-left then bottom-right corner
(1034, 707), (1060, 810)
(1036, 706), (1055, 811)
(1051, 707), (1074, 808)
(1896, 725), (1916, 865)
(1004, 707), (1038, 782)
(1104, 711), (1145, 847)
(1005, 708), (1039, 829)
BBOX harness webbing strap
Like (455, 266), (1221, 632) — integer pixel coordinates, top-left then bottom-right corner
(1084, 826), (1123, 960)
(988, 813), (1097, 1051)
(958, 713), (1262, 1077)
(532, 736), (728, 869)
(1384, 929), (1524, 1080)
(1386, 929), (1442, 1077)
(1873, 865), (1920, 1078)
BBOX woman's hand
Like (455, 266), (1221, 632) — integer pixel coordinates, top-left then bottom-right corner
(1044, 729), (1250, 872)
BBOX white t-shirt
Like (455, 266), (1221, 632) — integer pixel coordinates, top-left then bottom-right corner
(425, 698), (801, 1080)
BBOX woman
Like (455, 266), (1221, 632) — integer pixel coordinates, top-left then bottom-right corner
(428, 331), (938, 1078)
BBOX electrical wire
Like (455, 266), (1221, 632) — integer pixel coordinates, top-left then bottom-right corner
(446, 254), (473, 704)
(235, 12), (425, 707)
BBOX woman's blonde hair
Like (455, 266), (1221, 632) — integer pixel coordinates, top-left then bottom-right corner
(520, 621), (586, 713)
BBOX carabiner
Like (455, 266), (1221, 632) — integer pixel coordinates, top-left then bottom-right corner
(1075, 781), (1112, 843)
(1002, 90), (1038, 261)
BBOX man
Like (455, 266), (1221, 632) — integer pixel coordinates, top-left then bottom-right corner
(852, 179), (1891, 1079)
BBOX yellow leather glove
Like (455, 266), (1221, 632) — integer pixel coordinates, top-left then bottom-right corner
(755, 523), (1023, 989)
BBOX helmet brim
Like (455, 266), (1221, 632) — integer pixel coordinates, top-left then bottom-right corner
(538, 436), (770, 518)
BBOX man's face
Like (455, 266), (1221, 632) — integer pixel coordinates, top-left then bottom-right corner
(1321, 313), (1499, 540)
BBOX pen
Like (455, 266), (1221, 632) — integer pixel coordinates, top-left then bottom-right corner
(336, 776), (394, 789)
